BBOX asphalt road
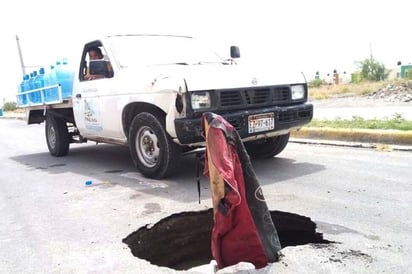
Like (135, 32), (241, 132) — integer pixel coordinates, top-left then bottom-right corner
(1, 119), (411, 273)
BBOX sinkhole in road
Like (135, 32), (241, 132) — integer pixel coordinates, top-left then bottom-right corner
(122, 209), (332, 270)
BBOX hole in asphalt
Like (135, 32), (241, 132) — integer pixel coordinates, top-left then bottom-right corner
(122, 209), (332, 270)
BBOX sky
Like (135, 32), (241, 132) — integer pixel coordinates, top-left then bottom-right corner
(1, 0), (411, 102)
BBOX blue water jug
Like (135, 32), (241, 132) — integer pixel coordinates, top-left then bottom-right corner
(44, 65), (57, 102)
(36, 67), (46, 103)
(17, 77), (23, 106)
(22, 74), (30, 105)
(18, 75), (28, 106)
(28, 71), (40, 104)
(56, 58), (74, 99)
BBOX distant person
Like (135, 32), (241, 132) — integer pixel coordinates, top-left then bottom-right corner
(84, 47), (113, 80)
(333, 69), (339, 85)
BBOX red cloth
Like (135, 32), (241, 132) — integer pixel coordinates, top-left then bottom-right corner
(203, 114), (269, 269)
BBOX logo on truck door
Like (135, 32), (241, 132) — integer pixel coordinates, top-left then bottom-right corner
(84, 100), (103, 131)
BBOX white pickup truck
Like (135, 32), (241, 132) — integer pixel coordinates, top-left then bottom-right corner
(18, 34), (313, 179)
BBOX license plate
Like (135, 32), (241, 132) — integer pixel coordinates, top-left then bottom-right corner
(248, 113), (275, 133)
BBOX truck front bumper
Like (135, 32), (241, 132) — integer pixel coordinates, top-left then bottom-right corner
(174, 103), (313, 145)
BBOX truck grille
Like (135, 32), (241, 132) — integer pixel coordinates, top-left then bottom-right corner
(219, 86), (292, 108)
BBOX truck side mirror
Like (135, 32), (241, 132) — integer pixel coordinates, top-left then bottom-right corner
(230, 46), (240, 58)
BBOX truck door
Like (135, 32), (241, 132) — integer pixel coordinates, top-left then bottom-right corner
(72, 79), (102, 137)
(72, 43), (124, 140)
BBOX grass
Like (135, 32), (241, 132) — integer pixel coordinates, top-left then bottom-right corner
(307, 113), (412, 131)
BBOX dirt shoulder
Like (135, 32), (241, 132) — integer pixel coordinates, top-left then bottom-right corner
(310, 80), (412, 108)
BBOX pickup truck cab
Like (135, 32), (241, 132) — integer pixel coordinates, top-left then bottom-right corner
(19, 34), (313, 179)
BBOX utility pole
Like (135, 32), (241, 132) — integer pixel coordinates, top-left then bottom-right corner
(16, 35), (26, 77)
(369, 42), (373, 59)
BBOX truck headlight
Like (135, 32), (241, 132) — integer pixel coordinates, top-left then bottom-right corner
(291, 85), (305, 100)
(191, 91), (211, 109)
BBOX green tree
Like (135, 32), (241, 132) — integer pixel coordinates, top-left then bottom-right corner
(356, 56), (389, 81)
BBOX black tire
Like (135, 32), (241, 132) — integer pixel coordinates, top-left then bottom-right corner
(45, 115), (70, 157)
(129, 112), (181, 179)
(244, 133), (290, 159)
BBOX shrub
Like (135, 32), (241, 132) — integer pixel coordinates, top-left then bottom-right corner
(356, 56), (389, 81)
(308, 78), (326, 88)
(3, 102), (17, 111)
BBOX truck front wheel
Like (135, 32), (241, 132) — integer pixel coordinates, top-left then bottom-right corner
(129, 112), (181, 179)
(45, 115), (70, 157)
(244, 133), (290, 159)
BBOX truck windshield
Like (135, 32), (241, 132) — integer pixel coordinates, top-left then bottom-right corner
(107, 35), (225, 67)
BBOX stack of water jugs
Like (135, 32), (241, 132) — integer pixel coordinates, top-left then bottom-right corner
(17, 58), (75, 106)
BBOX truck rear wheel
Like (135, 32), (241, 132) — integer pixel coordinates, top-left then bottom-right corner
(45, 115), (70, 157)
(129, 112), (181, 179)
(244, 133), (290, 159)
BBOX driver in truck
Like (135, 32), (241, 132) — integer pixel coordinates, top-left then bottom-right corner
(84, 47), (113, 80)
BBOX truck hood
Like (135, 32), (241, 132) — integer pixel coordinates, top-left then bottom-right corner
(123, 63), (306, 91)
(181, 64), (306, 91)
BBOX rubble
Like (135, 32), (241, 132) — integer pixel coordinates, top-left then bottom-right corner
(365, 80), (412, 102)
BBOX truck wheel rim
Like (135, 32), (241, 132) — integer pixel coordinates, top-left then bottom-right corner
(136, 126), (159, 168)
(48, 126), (56, 149)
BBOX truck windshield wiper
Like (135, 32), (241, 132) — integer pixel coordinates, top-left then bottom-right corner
(192, 61), (225, 65)
(172, 62), (190, 65)
(158, 62), (189, 66)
